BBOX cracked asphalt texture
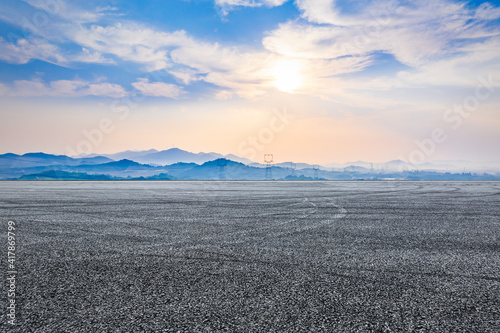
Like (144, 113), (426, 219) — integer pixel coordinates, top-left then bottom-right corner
(0, 181), (499, 332)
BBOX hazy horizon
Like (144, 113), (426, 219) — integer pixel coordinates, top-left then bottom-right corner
(2, 147), (500, 171)
(1, 0), (500, 164)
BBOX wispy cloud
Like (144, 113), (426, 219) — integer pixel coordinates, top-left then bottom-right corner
(22, 0), (101, 23)
(68, 23), (189, 71)
(270, 0), (500, 66)
(131, 78), (183, 98)
(215, 0), (288, 15)
(0, 37), (67, 65)
(2, 78), (128, 98)
(1, 0), (499, 103)
(0, 37), (114, 67)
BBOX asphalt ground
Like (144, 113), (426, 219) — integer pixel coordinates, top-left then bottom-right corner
(0, 181), (499, 332)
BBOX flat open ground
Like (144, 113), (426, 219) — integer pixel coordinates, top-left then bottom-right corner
(1, 181), (499, 332)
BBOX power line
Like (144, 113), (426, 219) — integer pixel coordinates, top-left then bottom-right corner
(264, 154), (273, 180)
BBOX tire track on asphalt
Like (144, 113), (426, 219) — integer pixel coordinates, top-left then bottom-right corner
(183, 196), (348, 248)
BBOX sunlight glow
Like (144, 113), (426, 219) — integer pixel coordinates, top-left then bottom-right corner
(271, 59), (303, 93)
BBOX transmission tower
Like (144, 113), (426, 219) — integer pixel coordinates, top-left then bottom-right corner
(313, 164), (319, 180)
(264, 154), (273, 180)
(290, 162), (296, 177)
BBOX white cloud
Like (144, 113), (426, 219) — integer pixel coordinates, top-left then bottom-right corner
(69, 23), (190, 71)
(0, 37), (67, 65)
(216, 0), (287, 6)
(3, 79), (128, 98)
(84, 82), (129, 98)
(0, 38), (115, 66)
(95, 6), (119, 13)
(215, 90), (234, 100)
(474, 2), (500, 21)
(397, 37), (500, 87)
(215, 0), (288, 14)
(2, 0), (499, 103)
(73, 48), (115, 64)
(264, 0), (500, 92)
(22, 0), (101, 23)
(131, 78), (183, 98)
(267, 0), (500, 66)
(171, 42), (279, 98)
(169, 69), (203, 85)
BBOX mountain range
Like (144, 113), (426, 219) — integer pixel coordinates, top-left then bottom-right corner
(81, 148), (253, 166)
(1, 149), (499, 180)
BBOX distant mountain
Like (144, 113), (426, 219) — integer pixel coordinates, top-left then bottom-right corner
(273, 162), (316, 170)
(18, 170), (116, 180)
(16, 170), (174, 180)
(77, 148), (254, 166)
(224, 154), (253, 165)
(133, 148), (211, 165)
(72, 159), (150, 171)
(344, 160), (373, 168)
(92, 149), (159, 161)
(2, 150), (499, 180)
(64, 159), (164, 178)
(0, 152), (113, 169)
(342, 165), (369, 172)
(132, 148), (253, 166)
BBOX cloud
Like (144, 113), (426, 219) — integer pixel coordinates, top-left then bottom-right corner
(68, 23), (190, 71)
(95, 6), (119, 13)
(2, 0), (499, 104)
(83, 82), (129, 98)
(215, 90), (234, 100)
(22, 0), (101, 23)
(397, 37), (500, 87)
(0, 37), (67, 65)
(263, 0), (500, 94)
(170, 42), (276, 98)
(0, 38), (115, 66)
(268, 0), (500, 66)
(215, 0), (288, 14)
(216, 0), (288, 6)
(169, 69), (203, 85)
(73, 48), (115, 64)
(3, 79), (128, 98)
(131, 78), (183, 98)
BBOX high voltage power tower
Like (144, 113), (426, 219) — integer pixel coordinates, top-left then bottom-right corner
(289, 162), (296, 177)
(264, 154), (273, 180)
(313, 165), (320, 180)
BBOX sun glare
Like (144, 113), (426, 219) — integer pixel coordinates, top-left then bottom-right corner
(271, 59), (303, 93)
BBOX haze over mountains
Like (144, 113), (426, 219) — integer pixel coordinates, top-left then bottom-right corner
(1, 148), (499, 180)
(82, 148), (254, 166)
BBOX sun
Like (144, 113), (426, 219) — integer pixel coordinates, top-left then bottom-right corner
(270, 59), (303, 93)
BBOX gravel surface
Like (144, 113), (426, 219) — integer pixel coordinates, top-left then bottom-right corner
(0, 181), (499, 332)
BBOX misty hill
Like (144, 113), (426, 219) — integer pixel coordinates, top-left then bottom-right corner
(78, 148), (254, 166)
(180, 159), (262, 180)
(2, 150), (500, 180)
(132, 148), (217, 165)
(71, 159), (153, 171)
(16, 170), (174, 180)
(0, 152), (113, 169)
(18, 170), (116, 180)
(61, 159), (164, 178)
(131, 148), (256, 166)
(70, 147), (500, 173)
(84, 149), (160, 161)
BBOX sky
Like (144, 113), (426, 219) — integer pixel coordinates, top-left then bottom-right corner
(0, 0), (499, 164)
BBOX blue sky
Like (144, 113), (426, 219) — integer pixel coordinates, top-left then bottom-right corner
(0, 0), (499, 163)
